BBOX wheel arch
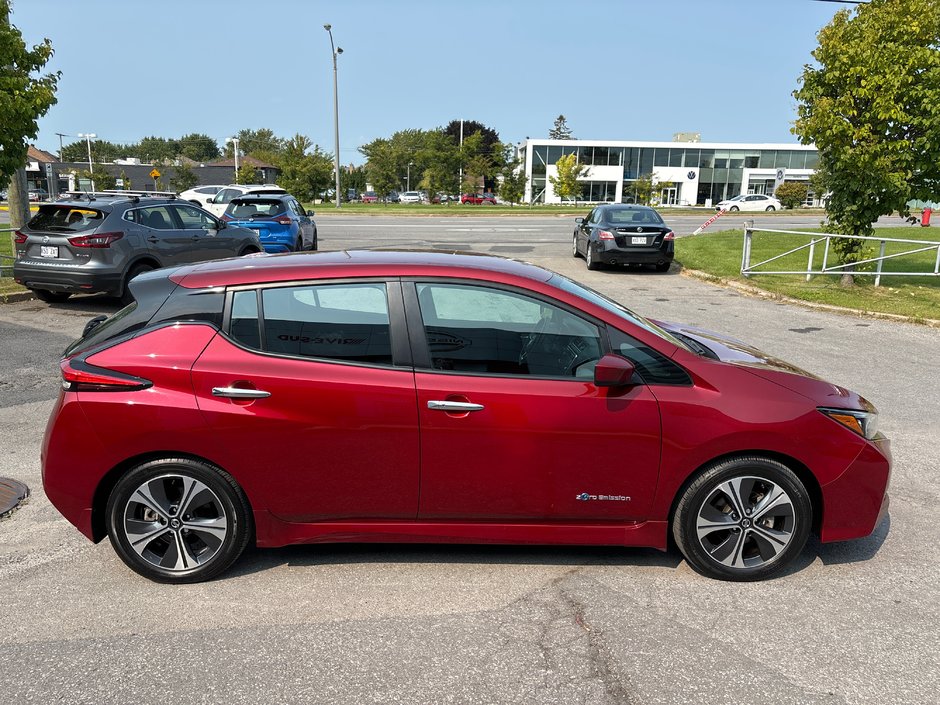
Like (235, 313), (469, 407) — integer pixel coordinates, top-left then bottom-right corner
(665, 449), (823, 546)
(90, 450), (254, 543)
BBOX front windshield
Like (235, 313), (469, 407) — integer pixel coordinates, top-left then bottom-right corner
(549, 274), (690, 350)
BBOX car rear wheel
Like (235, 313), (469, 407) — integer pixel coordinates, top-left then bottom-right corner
(672, 456), (811, 581)
(120, 263), (154, 306)
(765, 206), (776, 211)
(33, 289), (71, 303)
(295, 236), (304, 252)
(585, 243), (600, 270)
(106, 457), (252, 584)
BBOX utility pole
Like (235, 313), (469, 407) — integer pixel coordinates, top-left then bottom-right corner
(55, 133), (69, 160)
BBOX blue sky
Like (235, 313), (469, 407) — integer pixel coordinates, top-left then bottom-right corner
(13, 0), (847, 164)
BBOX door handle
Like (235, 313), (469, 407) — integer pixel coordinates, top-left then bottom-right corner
(427, 400), (484, 412)
(147, 236), (158, 242)
(212, 387), (271, 399)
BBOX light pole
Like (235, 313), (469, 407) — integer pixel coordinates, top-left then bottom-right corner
(324, 23), (342, 209)
(407, 161), (413, 191)
(226, 137), (240, 183)
(77, 133), (96, 191)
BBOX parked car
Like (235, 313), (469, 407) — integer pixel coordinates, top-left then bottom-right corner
(205, 184), (287, 216)
(461, 193), (496, 205)
(179, 185), (225, 208)
(42, 250), (890, 583)
(384, 191), (400, 204)
(573, 204), (675, 272)
(400, 191), (423, 204)
(221, 193), (316, 252)
(716, 194), (781, 212)
(361, 191), (378, 203)
(12, 193), (262, 305)
(0, 189), (7, 201)
(28, 188), (49, 202)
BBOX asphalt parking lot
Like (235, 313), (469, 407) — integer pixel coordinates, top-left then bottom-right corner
(0, 215), (938, 704)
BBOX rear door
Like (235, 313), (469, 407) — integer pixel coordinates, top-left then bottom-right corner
(190, 279), (420, 522)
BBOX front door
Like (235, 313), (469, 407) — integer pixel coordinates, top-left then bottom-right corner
(171, 203), (237, 261)
(190, 281), (420, 522)
(409, 281), (662, 522)
(135, 205), (194, 267)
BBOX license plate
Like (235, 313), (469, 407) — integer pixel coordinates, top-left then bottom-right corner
(631, 236), (647, 245)
(40, 245), (58, 258)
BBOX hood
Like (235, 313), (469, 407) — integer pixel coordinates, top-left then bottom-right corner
(654, 319), (871, 409)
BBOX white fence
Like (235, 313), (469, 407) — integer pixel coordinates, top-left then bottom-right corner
(742, 226), (940, 287)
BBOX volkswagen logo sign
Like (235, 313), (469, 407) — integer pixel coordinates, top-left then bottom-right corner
(687, 170), (696, 180)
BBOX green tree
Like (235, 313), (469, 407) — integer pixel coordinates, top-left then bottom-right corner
(178, 133), (220, 162)
(549, 152), (587, 203)
(170, 161), (198, 193)
(497, 143), (527, 206)
(119, 169), (132, 191)
(549, 115), (574, 140)
(775, 181), (809, 209)
(75, 165), (115, 191)
(626, 173), (675, 206)
(275, 134), (333, 202)
(138, 136), (179, 163)
(360, 138), (404, 201)
(227, 128), (284, 163)
(1, 0), (60, 228)
(234, 164), (258, 185)
(417, 130), (460, 203)
(61, 139), (126, 163)
(793, 0), (940, 284)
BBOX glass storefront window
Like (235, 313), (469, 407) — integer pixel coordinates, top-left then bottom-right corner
(805, 152), (819, 168)
(547, 146), (562, 164)
(758, 150), (775, 168)
(669, 148), (684, 167)
(607, 148), (623, 166)
(699, 150), (714, 168)
(774, 151), (791, 168)
(639, 148), (653, 176)
(579, 147), (593, 165)
(654, 148), (669, 167)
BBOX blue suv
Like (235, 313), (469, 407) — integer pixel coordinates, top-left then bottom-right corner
(221, 194), (317, 252)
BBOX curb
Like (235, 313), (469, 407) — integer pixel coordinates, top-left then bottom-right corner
(680, 268), (940, 328)
(0, 289), (34, 304)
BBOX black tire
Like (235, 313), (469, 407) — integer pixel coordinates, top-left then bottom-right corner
(585, 243), (600, 270)
(295, 236), (304, 252)
(106, 457), (252, 584)
(655, 262), (671, 272)
(311, 230), (318, 251)
(672, 456), (811, 581)
(33, 289), (71, 303)
(572, 234), (580, 258)
(729, 206), (740, 212)
(239, 247), (260, 256)
(120, 263), (154, 306)
(765, 205), (776, 211)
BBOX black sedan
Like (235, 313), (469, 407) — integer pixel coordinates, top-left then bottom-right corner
(572, 204), (675, 272)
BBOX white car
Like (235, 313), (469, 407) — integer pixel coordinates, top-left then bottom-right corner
(400, 191), (423, 204)
(179, 185), (225, 208)
(204, 184), (287, 216)
(716, 194), (782, 212)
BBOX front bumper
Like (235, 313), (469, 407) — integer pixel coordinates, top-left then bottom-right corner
(819, 437), (892, 542)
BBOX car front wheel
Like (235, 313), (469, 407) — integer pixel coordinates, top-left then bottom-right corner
(729, 206), (740, 212)
(765, 205), (776, 211)
(672, 456), (811, 581)
(106, 457), (252, 583)
(572, 234), (580, 258)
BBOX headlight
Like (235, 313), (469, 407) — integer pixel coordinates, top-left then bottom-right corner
(819, 407), (879, 440)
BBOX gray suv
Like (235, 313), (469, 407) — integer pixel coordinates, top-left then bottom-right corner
(13, 191), (263, 304)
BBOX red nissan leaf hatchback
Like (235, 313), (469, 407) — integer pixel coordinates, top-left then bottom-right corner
(41, 251), (891, 583)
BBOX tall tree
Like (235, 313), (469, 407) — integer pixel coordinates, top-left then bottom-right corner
(359, 138), (400, 201)
(549, 115), (574, 140)
(170, 161), (198, 193)
(138, 136), (179, 164)
(274, 134), (333, 202)
(793, 0), (940, 284)
(444, 119), (500, 157)
(1, 0), (60, 228)
(498, 144), (527, 206)
(178, 133), (220, 162)
(549, 152), (587, 204)
(227, 128), (284, 163)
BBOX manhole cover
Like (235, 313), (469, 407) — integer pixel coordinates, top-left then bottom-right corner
(0, 478), (30, 519)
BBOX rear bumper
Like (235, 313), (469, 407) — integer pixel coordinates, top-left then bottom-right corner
(596, 242), (674, 265)
(13, 261), (122, 294)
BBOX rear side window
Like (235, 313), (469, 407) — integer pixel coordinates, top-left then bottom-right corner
(28, 205), (104, 233)
(229, 283), (393, 366)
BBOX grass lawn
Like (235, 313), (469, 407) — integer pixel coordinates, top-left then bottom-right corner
(0, 234), (27, 296)
(677, 226), (940, 321)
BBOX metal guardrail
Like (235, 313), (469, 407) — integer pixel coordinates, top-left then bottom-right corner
(742, 226), (940, 287)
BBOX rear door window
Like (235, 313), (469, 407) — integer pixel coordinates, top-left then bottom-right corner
(28, 205), (105, 233)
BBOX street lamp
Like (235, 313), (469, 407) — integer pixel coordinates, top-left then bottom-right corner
(77, 133), (96, 191)
(324, 23), (342, 209)
(407, 161), (413, 191)
(226, 137), (240, 183)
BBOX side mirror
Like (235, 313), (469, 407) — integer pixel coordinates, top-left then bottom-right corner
(216, 220), (226, 229)
(575, 217), (583, 224)
(82, 314), (108, 337)
(593, 354), (636, 387)
(307, 210), (315, 216)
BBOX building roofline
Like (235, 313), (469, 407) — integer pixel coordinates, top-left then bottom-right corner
(522, 138), (817, 150)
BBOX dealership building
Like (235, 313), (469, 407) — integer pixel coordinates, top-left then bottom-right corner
(520, 137), (820, 206)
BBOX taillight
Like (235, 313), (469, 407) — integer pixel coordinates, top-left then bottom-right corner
(274, 215), (292, 225)
(14, 230), (27, 244)
(68, 232), (124, 248)
(598, 230), (615, 241)
(221, 213), (233, 222)
(663, 231), (675, 241)
(60, 357), (151, 392)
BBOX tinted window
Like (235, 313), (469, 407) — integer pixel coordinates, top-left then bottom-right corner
(28, 205), (104, 233)
(215, 188), (241, 204)
(173, 204), (217, 229)
(606, 208), (663, 225)
(227, 199), (286, 218)
(230, 283), (393, 365)
(137, 206), (176, 230)
(608, 327), (691, 386)
(416, 283), (602, 378)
